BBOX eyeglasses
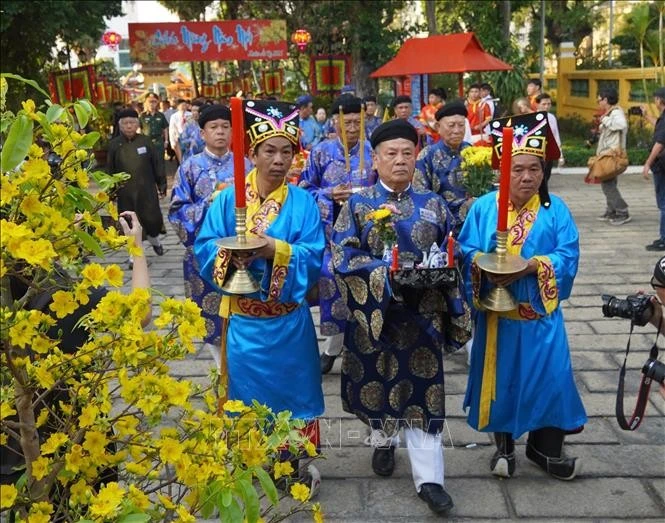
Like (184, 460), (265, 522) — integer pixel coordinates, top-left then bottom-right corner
(650, 275), (665, 289)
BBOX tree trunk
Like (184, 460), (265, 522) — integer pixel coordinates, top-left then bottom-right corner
(352, 56), (376, 99)
(190, 62), (199, 98)
(502, 0), (511, 45)
(425, 1), (437, 35)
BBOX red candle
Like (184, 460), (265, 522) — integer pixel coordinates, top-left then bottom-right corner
(447, 232), (455, 268)
(391, 245), (399, 271)
(230, 97), (246, 208)
(497, 126), (513, 232)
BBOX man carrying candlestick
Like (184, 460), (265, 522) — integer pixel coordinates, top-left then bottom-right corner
(458, 112), (587, 481)
(331, 119), (471, 516)
(299, 94), (377, 374)
(168, 104), (253, 364)
(194, 100), (325, 495)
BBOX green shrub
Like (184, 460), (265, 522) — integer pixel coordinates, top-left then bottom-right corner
(562, 144), (649, 167)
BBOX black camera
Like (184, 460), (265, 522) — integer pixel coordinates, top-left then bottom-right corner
(643, 358), (665, 385)
(601, 294), (654, 326)
(628, 106), (643, 116)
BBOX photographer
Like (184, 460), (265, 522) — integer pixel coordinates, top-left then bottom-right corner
(645, 256), (665, 398)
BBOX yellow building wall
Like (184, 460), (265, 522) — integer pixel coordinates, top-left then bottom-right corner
(530, 43), (661, 122)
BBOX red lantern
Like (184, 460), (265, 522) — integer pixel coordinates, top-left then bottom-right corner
(291, 29), (312, 52)
(102, 31), (122, 51)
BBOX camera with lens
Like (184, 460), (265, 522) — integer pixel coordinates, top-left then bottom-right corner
(628, 106), (644, 116)
(601, 293), (653, 326)
(642, 358), (665, 385)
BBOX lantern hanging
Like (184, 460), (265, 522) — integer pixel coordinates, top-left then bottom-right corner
(291, 29), (312, 52)
(102, 31), (122, 51)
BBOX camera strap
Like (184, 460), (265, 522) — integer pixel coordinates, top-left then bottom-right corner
(615, 318), (660, 431)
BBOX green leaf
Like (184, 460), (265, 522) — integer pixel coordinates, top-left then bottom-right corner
(1, 113), (33, 172)
(75, 229), (104, 258)
(254, 466), (278, 506)
(1, 73), (50, 99)
(220, 498), (242, 523)
(74, 102), (89, 129)
(201, 479), (224, 519)
(221, 487), (233, 507)
(78, 99), (97, 119)
(236, 477), (260, 523)
(118, 515), (150, 523)
(78, 131), (100, 149)
(46, 104), (65, 123)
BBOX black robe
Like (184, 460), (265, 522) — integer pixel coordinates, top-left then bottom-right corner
(107, 133), (166, 237)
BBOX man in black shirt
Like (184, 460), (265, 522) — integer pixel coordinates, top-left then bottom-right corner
(643, 87), (665, 251)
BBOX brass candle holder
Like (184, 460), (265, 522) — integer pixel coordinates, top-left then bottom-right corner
(475, 230), (528, 312)
(216, 207), (267, 295)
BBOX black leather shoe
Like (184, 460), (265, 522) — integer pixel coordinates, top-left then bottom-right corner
(320, 353), (336, 374)
(526, 442), (580, 480)
(371, 446), (395, 476)
(152, 244), (164, 256)
(417, 483), (454, 515)
(490, 432), (515, 478)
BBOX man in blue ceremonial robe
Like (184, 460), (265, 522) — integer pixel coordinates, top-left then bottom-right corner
(413, 101), (474, 234)
(194, 99), (325, 494)
(299, 95), (377, 374)
(168, 104), (252, 360)
(332, 119), (471, 516)
(458, 112), (587, 481)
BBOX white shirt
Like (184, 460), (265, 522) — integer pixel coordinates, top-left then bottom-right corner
(169, 110), (192, 146)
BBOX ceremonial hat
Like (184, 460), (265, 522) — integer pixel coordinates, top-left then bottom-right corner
(435, 101), (467, 121)
(295, 94), (313, 108)
(243, 99), (300, 148)
(341, 84), (356, 94)
(370, 119), (418, 149)
(198, 104), (231, 128)
(487, 111), (561, 169)
(392, 95), (412, 108)
(330, 94), (363, 115)
(117, 108), (139, 119)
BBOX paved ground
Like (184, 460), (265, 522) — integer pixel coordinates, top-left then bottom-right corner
(116, 165), (664, 522)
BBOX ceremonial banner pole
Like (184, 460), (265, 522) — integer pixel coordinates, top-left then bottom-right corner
(475, 126), (527, 311)
(218, 97), (267, 295)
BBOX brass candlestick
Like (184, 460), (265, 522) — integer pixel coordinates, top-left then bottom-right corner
(216, 207), (267, 295)
(475, 230), (528, 312)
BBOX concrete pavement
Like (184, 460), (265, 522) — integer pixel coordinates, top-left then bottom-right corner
(115, 166), (664, 521)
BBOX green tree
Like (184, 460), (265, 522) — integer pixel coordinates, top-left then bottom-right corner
(0, 0), (123, 109)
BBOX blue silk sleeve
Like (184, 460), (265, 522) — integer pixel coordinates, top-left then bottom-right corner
(193, 189), (236, 291)
(168, 158), (207, 247)
(258, 190), (325, 304)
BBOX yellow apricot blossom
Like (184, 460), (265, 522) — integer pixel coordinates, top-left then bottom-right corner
(31, 456), (50, 480)
(0, 483), (18, 509)
(49, 291), (78, 319)
(89, 482), (125, 519)
(104, 264), (124, 287)
(81, 263), (106, 287)
(273, 460), (294, 480)
(40, 432), (68, 455)
(0, 402), (17, 420)
(290, 482), (311, 502)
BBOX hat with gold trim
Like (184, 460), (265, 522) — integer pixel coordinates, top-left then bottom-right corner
(243, 100), (300, 148)
(488, 111), (560, 169)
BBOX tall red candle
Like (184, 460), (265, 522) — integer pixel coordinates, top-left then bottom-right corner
(447, 232), (455, 268)
(391, 245), (399, 271)
(230, 97), (246, 208)
(497, 126), (513, 232)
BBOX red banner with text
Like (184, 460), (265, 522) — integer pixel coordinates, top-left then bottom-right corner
(129, 20), (287, 63)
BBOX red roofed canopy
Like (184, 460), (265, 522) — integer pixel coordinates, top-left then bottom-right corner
(371, 32), (512, 78)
